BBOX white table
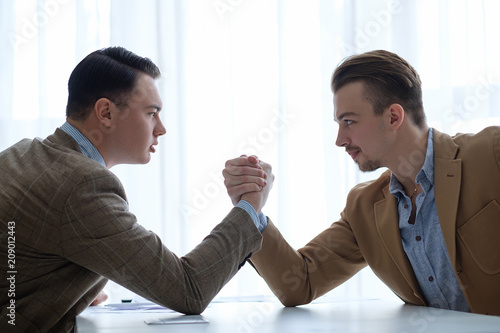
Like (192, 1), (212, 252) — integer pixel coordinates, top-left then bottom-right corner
(76, 297), (500, 333)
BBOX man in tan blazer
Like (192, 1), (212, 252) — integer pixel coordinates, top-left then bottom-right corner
(0, 47), (273, 332)
(223, 50), (500, 315)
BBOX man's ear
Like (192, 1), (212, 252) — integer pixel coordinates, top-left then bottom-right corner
(94, 98), (113, 128)
(388, 103), (404, 130)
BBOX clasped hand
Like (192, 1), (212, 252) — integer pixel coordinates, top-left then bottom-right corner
(222, 155), (274, 214)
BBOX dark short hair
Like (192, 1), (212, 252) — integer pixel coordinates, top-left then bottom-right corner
(66, 46), (161, 121)
(331, 50), (426, 128)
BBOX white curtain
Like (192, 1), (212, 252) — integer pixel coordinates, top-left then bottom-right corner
(1, 0), (499, 303)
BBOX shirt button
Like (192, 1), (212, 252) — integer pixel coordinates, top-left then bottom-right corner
(428, 276), (434, 282)
(416, 236), (422, 241)
(404, 204), (409, 209)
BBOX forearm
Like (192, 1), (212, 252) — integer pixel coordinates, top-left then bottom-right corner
(65, 195), (262, 314)
(130, 207), (262, 314)
(164, 207), (262, 313)
(249, 220), (315, 307)
(250, 219), (367, 307)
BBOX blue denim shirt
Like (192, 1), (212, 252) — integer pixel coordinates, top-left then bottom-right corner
(389, 129), (470, 311)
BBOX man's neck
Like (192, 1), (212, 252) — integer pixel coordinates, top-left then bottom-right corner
(389, 125), (430, 194)
(66, 117), (111, 168)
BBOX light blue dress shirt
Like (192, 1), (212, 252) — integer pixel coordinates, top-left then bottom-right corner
(389, 128), (470, 312)
(236, 200), (268, 233)
(60, 121), (106, 166)
(60, 121), (267, 232)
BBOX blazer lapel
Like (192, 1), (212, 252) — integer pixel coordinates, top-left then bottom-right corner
(374, 185), (422, 299)
(432, 129), (461, 269)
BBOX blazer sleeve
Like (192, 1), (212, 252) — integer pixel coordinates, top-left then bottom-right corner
(249, 215), (366, 307)
(60, 168), (262, 315)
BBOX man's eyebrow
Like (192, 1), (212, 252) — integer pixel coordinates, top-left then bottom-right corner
(335, 111), (357, 123)
(147, 104), (162, 112)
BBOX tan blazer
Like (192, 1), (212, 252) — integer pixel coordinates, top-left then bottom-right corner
(0, 129), (262, 332)
(250, 127), (500, 316)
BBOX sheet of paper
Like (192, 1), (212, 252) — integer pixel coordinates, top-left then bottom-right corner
(144, 315), (208, 325)
(100, 302), (175, 313)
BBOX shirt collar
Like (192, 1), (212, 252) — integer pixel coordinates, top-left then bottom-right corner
(389, 128), (434, 196)
(416, 128), (435, 186)
(60, 121), (106, 167)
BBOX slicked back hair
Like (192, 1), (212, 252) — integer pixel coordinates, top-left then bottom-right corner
(66, 46), (161, 121)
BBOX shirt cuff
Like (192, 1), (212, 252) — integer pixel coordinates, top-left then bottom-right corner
(236, 200), (268, 233)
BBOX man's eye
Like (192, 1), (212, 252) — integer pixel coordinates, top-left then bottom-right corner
(345, 119), (353, 125)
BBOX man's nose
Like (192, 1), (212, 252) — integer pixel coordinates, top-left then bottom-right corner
(155, 118), (166, 137)
(335, 128), (348, 147)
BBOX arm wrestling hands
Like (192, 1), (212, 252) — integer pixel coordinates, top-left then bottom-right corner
(223, 155), (274, 214)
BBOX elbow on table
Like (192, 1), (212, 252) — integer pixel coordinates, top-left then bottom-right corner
(280, 299), (312, 308)
(275, 292), (313, 308)
(174, 300), (210, 315)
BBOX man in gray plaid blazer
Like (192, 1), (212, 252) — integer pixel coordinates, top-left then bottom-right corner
(0, 47), (273, 332)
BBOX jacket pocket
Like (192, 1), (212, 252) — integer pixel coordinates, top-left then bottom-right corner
(457, 200), (500, 275)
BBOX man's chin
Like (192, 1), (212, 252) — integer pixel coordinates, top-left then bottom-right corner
(357, 160), (382, 173)
(126, 155), (152, 165)
(141, 154), (152, 164)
